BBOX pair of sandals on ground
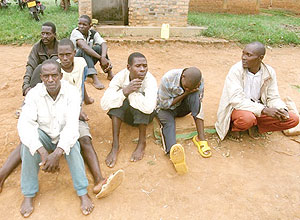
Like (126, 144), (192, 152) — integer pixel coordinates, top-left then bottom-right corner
(170, 136), (212, 175)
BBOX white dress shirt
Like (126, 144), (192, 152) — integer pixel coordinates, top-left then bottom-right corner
(18, 80), (81, 156)
(101, 68), (158, 114)
(244, 69), (262, 102)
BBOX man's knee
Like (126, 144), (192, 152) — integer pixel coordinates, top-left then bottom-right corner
(79, 136), (92, 150)
(232, 111), (257, 130)
(92, 44), (102, 55)
(157, 111), (175, 127)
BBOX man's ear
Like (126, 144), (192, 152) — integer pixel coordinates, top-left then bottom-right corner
(259, 55), (264, 61)
(127, 64), (131, 70)
(59, 72), (63, 80)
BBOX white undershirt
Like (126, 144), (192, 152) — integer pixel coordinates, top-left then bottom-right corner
(244, 69), (262, 102)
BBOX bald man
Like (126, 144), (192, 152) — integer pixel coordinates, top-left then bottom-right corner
(215, 41), (299, 141)
(157, 67), (211, 174)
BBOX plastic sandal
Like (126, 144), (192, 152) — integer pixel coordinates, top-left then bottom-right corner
(96, 169), (125, 199)
(192, 136), (212, 158)
(170, 144), (188, 174)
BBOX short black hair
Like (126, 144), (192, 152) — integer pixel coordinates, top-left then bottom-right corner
(182, 67), (202, 90)
(42, 22), (56, 34)
(79, 15), (91, 24)
(58, 38), (75, 50)
(128, 52), (146, 65)
(246, 41), (266, 56)
(41, 59), (61, 74)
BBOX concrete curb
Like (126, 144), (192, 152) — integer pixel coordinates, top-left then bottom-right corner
(105, 36), (230, 45)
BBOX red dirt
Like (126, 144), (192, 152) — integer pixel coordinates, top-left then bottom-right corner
(1, 43), (300, 219)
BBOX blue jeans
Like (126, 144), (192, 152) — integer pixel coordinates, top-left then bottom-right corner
(75, 44), (109, 77)
(20, 129), (88, 197)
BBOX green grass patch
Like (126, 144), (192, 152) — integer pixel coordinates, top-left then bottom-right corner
(0, 0), (78, 44)
(188, 9), (300, 45)
(291, 84), (300, 93)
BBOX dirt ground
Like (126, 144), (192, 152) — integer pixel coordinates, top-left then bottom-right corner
(0, 43), (300, 220)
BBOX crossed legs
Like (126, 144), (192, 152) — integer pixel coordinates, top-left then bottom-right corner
(229, 109), (299, 139)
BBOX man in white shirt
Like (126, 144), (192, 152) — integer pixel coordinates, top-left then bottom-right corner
(101, 52), (157, 168)
(0, 39), (124, 201)
(70, 14), (113, 90)
(215, 41), (299, 141)
(18, 60), (94, 217)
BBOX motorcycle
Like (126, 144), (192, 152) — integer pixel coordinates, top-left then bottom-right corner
(18, 0), (45, 21)
(0, 0), (9, 8)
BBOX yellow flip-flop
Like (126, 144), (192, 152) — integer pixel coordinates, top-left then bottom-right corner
(96, 169), (124, 199)
(192, 136), (212, 158)
(170, 144), (188, 174)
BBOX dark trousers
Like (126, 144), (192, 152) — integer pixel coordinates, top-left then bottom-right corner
(157, 91), (201, 154)
(108, 99), (155, 126)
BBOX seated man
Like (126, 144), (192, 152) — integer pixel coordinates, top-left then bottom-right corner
(215, 41), (299, 141)
(0, 39), (124, 198)
(18, 60), (93, 217)
(22, 21), (58, 96)
(157, 67), (211, 175)
(70, 14), (113, 90)
(101, 52), (157, 168)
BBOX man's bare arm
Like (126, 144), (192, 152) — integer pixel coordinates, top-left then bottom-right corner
(76, 39), (101, 60)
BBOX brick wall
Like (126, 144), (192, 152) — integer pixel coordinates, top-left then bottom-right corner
(260, 0), (300, 12)
(128, 0), (190, 26)
(189, 0), (259, 14)
(78, 0), (92, 18)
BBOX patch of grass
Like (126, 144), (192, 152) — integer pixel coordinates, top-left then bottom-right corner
(188, 10), (300, 45)
(291, 85), (300, 93)
(0, 0), (78, 44)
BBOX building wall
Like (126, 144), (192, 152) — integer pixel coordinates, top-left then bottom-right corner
(189, 0), (259, 14)
(128, 0), (190, 26)
(260, 0), (300, 12)
(78, 0), (92, 18)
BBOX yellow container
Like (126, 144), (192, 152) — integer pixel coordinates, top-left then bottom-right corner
(161, 23), (170, 39)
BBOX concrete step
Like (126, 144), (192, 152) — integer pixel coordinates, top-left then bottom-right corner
(95, 25), (207, 38)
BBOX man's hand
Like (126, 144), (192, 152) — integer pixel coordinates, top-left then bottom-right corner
(24, 87), (32, 96)
(37, 146), (49, 169)
(262, 107), (289, 121)
(39, 147), (64, 173)
(122, 79), (142, 97)
(183, 87), (198, 96)
(100, 57), (112, 73)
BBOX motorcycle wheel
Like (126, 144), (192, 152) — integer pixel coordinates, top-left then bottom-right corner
(33, 11), (40, 21)
(18, 0), (24, 9)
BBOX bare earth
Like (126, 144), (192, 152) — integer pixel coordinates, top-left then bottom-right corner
(0, 43), (300, 220)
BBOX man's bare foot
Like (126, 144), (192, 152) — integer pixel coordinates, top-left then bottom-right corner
(79, 110), (89, 121)
(92, 75), (105, 90)
(105, 148), (118, 168)
(84, 96), (94, 105)
(79, 194), (94, 216)
(130, 142), (146, 162)
(20, 197), (34, 218)
(107, 71), (114, 81)
(248, 126), (265, 139)
(92, 178), (106, 194)
(227, 131), (241, 142)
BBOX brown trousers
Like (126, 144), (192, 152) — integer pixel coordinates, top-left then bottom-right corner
(231, 110), (299, 133)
